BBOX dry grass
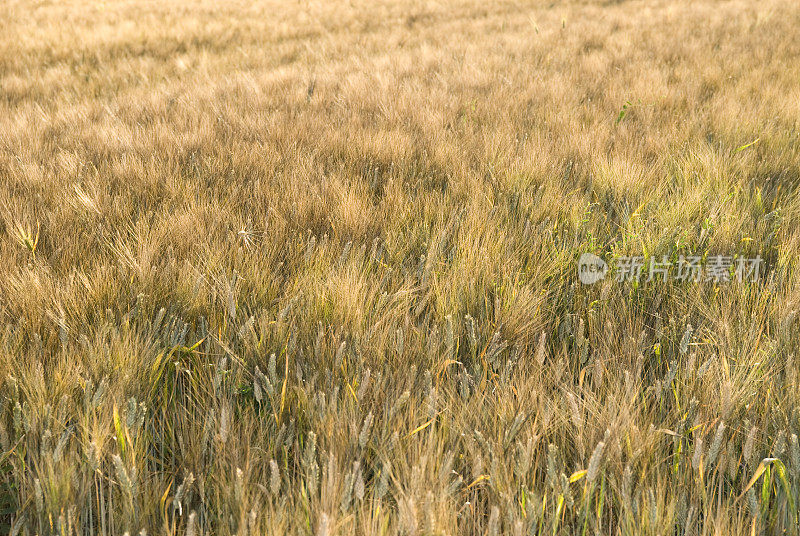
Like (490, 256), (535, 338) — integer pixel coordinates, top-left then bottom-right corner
(2, 0), (800, 534)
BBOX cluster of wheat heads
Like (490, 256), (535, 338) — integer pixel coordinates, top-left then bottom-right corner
(2, 0), (800, 534)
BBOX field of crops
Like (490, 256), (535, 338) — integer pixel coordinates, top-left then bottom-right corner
(2, 0), (800, 534)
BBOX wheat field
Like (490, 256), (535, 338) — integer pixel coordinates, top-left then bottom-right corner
(1, 0), (800, 534)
